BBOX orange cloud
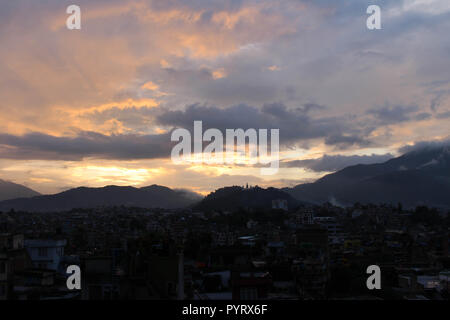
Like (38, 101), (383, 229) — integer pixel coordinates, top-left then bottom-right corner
(141, 81), (160, 91)
(212, 68), (227, 79)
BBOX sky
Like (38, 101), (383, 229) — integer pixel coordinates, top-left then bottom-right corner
(0, 0), (449, 195)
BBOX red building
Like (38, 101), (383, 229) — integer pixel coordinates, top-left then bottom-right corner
(231, 271), (272, 300)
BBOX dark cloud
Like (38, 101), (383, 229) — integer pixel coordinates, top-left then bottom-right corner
(156, 102), (365, 146)
(414, 112), (432, 121)
(0, 100), (377, 162)
(324, 134), (371, 149)
(398, 138), (450, 154)
(0, 131), (172, 161)
(0, 101), (375, 161)
(367, 105), (420, 125)
(283, 153), (394, 172)
(436, 111), (450, 119)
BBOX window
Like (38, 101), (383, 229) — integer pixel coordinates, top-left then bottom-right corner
(38, 247), (48, 257)
(0, 261), (6, 274)
(0, 284), (6, 296)
(240, 287), (257, 300)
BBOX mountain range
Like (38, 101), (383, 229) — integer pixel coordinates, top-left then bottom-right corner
(0, 179), (40, 201)
(284, 145), (450, 208)
(0, 185), (201, 212)
(0, 145), (449, 211)
(193, 185), (302, 211)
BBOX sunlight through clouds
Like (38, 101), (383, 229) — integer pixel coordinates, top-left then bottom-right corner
(0, 0), (449, 194)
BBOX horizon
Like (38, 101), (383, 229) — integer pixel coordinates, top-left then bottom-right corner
(0, 147), (399, 196)
(2, 140), (450, 197)
(0, 0), (449, 196)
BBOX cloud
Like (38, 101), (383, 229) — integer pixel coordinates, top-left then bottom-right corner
(389, 0), (450, 16)
(398, 137), (450, 154)
(0, 101), (374, 161)
(283, 153), (394, 172)
(0, 131), (172, 161)
(155, 102), (363, 146)
(367, 105), (420, 125)
(324, 134), (371, 149)
(1, 0), (450, 194)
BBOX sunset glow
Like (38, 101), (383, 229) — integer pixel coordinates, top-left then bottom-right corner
(0, 0), (449, 195)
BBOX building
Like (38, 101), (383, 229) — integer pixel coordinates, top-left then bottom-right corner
(294, 225), (330, 299)
(0, 234), (32, 300)
(314, 217), (345, 243)
(272, 199), (288, 211)
(296, 208), (315, 225)
(0, 252), (8, 300)
(231, 271), (272, 300)
(24, 239), (67, 271)
(0, 234), (24, 251)
(81, 256), (120, 300)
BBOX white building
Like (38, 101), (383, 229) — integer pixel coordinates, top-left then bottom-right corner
(24, 239), (67, 271)
(272, 199), (288, 211)
(296, 208), (315, 225)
